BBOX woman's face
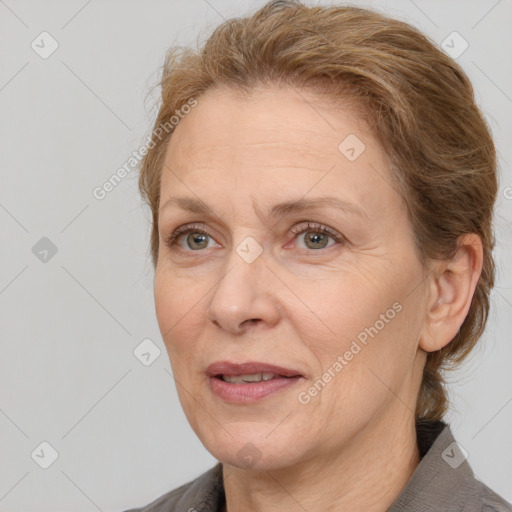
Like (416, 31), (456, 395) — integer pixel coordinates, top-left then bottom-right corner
(154, 85), (430, 470)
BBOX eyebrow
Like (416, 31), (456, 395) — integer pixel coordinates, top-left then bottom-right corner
(160, 195), (370, 221)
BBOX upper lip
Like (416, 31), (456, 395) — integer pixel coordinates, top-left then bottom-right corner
(206, 361), (304, 378)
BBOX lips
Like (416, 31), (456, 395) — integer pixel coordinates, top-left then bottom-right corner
(206, 361), (303, 379)
(206, 361), (305, 403)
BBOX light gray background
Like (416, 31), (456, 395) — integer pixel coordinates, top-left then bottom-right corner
(0, 0), (511, 511)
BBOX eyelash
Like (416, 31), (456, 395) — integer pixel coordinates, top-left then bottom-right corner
(164, 222), (345, 252)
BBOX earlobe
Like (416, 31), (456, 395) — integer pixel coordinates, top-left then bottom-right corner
(418, 233), (483, 353)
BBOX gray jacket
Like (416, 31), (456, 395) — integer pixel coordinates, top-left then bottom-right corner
(124, 420), (512, 511)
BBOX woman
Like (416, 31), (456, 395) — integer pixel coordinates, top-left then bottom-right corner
(125, 1), (511, 510)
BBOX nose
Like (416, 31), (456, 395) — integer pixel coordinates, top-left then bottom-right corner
(206, 245), (281, 335)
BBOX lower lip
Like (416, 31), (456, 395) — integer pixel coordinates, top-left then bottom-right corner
(209, 376), (303, 403)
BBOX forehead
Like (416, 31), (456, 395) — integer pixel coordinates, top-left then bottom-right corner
(159, 85), (399, 220)
(167, 86), (372, 168)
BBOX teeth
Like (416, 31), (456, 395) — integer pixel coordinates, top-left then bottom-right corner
(222, 372), (276, 383)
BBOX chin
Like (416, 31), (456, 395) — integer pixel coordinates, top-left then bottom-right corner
(196, 424), (309, 471)
(216, 446), (295, 471)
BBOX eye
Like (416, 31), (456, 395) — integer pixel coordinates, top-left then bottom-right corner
(289, 221), (345, 251)
(164, 223), (217, 251)
(164, 221), (345, 253)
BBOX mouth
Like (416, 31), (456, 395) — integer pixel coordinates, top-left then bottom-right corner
(206, 361), (304, 403)
(217, 372), (294, 383)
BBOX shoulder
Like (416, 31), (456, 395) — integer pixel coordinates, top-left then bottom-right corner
(122, 479), (194, 512)
(122, 462), (224, 512)
(389, 420), (512, 512)
(480, 481), (512, 512)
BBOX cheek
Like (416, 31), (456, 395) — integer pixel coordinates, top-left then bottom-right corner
(154, 271), (200, 356)
(298, 269), (412, 383)
(154, 265), (198, 323)
(294, 270), (390, 343)
(154, 274), (174, 337)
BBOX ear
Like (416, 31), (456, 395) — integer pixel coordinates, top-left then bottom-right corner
(419, 233), (484, 353)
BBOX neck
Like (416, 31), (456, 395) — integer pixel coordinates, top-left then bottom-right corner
(222, 409), (420, 512)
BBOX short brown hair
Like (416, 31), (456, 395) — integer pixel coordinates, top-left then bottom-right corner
(138, 0), (497, 421)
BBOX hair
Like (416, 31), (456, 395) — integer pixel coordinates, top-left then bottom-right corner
(138, 0), (497, 422)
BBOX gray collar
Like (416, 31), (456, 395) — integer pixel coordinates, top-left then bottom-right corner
(175, 461), (224, 512)
(388, 421), (483, 512)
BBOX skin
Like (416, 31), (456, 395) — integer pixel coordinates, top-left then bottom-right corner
(153, 85), (483, 512)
